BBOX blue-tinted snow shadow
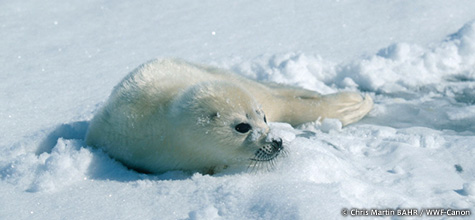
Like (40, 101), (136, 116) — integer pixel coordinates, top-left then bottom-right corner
(36, 121), (90, 155)
(361, 90), (475, 133)
(85, 146), (192, 182)
(454, 188), (469, 196)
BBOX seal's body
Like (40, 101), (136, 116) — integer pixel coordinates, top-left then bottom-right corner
(86, 59), (372, 173)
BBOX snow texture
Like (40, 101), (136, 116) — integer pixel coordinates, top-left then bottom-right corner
(1, 0), (475, 219)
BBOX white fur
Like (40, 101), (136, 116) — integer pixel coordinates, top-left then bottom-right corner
(86, 58), (373, 173)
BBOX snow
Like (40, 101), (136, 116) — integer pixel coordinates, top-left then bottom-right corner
(1, 0), (475, 219)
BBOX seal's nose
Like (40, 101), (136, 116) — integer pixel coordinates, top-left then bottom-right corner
(271, 138), (283, 151)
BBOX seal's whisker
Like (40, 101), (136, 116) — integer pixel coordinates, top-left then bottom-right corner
(280, 149), (289, 158)
(256, 161), (263, 173)
(247, 160), (254, 172)
(251, 160), (259, 173)
(248, 155), (257, 173)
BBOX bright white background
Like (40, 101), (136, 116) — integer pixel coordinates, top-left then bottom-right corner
(1, 1), (474, 219)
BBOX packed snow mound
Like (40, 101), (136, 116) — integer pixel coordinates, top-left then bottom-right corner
(233, 21), (475, 94)
(232, 53), (338, 94)
(342, 20), (475, 93)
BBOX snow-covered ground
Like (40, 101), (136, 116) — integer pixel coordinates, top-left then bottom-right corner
(1, 1), (475, 219)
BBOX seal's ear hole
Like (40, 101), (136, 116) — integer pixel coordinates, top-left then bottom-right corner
(210, 112), (220, 119)
(235, 123), (252, 133)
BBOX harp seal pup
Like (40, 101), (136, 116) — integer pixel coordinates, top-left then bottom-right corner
(85, 58), (373, 174)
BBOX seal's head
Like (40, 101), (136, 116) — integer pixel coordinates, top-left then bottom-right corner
(169, 81), (283, 172)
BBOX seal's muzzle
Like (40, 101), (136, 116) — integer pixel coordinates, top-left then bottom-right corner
(252, 138), (283, 162)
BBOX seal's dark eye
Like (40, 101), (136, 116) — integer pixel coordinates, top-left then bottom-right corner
(264, 115), (267, 123)
(235, 123), (252, 133)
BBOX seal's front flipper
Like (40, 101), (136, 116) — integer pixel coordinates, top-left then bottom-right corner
(320, 92), (373, 126)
